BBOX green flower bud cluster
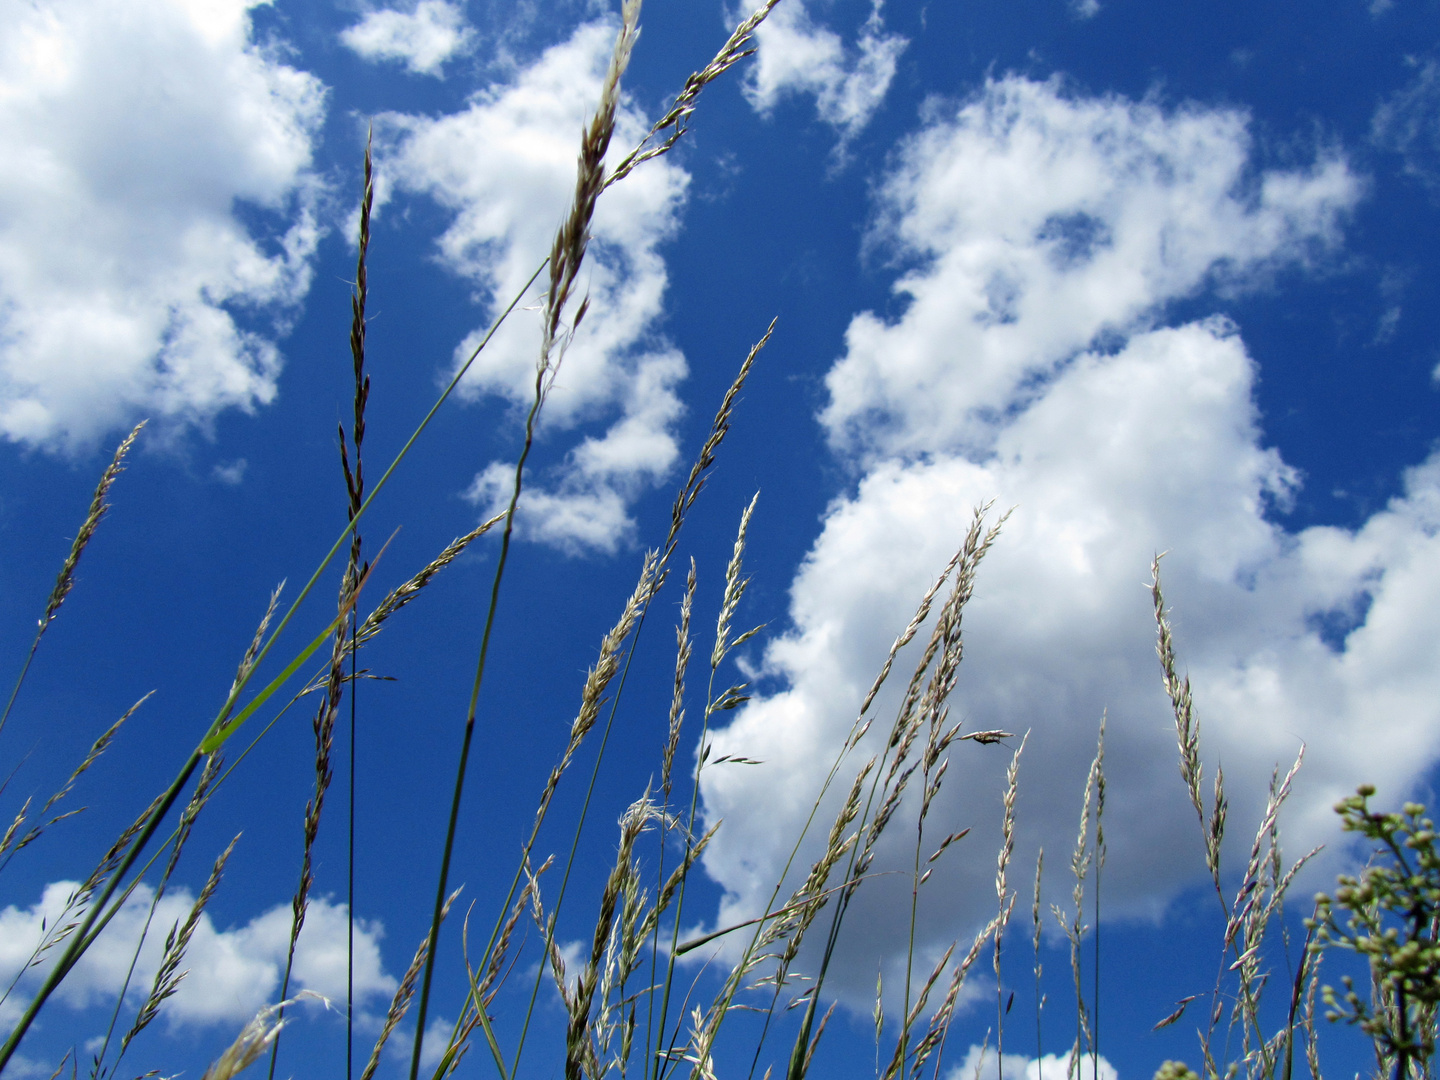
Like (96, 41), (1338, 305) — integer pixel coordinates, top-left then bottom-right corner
(1153, 1061), (1201, 1080)
(1307, 786), (1440, 1080)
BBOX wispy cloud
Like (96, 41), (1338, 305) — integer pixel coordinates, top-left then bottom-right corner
(1373, 57), (1440, 190)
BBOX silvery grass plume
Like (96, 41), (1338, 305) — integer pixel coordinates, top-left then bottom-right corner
(1053, 717), (1104, 1080)
(850, 509), (1010, 1072)
(649, 493), (763, 1078)
(89, 749), (225, 1080)
(119, 835), (242, 1062)
(699, 510), (1006, 1071)
(524, 818), (715, 1080)
(1151, 559), (1320, 1080)
(523, 323), (774, 1073)
(362, 888), (462, 1080)
(409, 5), (644, 1069)
(0, 421), (145, 743)
(0, 692), (152, 876)
(1152, 554), (1227, 902)
(340, 133), (374, 1080)
(200, 993), (328, 1080)
(541, 0), (642, 376)
(0, 781), (166, 1021)
(665, 506), (1012, 1080)
(605, 0), (784, 190)
(440, 548), (664, 1080)
(1034, 847), (1047, 1064)
(993, 734), (1028, 1078)
(352, 514), (506, 652)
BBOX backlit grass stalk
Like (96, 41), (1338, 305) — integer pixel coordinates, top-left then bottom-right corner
(1, 0), (780, 1063)
(787, 507), (1009, 1080)
(1035, 847), (1046, 1069)
(722, 517), (1002, 1080)
(343, 126), (375, 1080)
(408, 10), (643, 1072)
(1152, 558), (1319, 1080)
(112, 833), (241, 1074)
(651, 492), (762, 1078)
(89, 745), (221, 1080)
(995, 734), (1028, 1080)
(1053, 717), (1104, 1080)
(426, 323), (769, 1080)
(0, 691), (150, 881)
(269, 193), (373, 1071)
(0, 421), (144, 746)
(0, 209), (544, 1078)
(268, 120), (374, 1080)
(507, 326), (772, 1080)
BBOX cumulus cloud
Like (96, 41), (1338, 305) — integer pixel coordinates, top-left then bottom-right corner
(946, 1046), (1118, 1080)
(823, 75), (1354, 462)
(375, 19), (689, 553)
(0, 0), (326, 451)
(340, 0), (474, 76)
(745, 0), (907, 144)
(696, 76), (1400, 1001)
(0, 879), (394, 1025)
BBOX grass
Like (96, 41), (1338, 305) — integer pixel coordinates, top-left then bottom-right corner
(0, 3), (1434, 1080)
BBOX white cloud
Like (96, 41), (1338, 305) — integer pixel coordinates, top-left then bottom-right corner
(212, 457), (248, 484)
(1070, 0), (1102, 18)
(373, 19), (689, 554)
(0, 0), (326, 451)
(947, 1046), (1118, 1080)
(0, 880), (394, 1026)
(340, 0), (474, 77)
(745, 0), (907, 144)
(695, 76), (1412, 1001)
(1374, 58), (1440, 190)
(823, 75), (1355, 463)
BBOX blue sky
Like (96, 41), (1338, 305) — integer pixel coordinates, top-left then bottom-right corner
(1, 0), (1439, 1077)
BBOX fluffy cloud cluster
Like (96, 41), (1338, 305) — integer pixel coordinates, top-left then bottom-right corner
(947, 1046), (1118, 1080)
(0, 0), (326, 450)
(697, 75), (1410, 999)
(744, 0), (907, 144)
(340, 0), (475, 76)
(0, 879), (393, 1026)
(375, 19), (690, 553)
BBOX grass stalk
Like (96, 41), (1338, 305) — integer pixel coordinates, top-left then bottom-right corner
(407, 8), (643, 1075)
(0, 421), (144, 746)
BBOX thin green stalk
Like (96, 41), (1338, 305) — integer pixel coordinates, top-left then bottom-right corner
(0, 749), (203, 1072)
(348, 605), (358, 1080)
(407, 375), (541, 1080)
(410, 1), (644, 1064)
(0, 254), (541, 1077)
(345, 126), (374, 1080)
